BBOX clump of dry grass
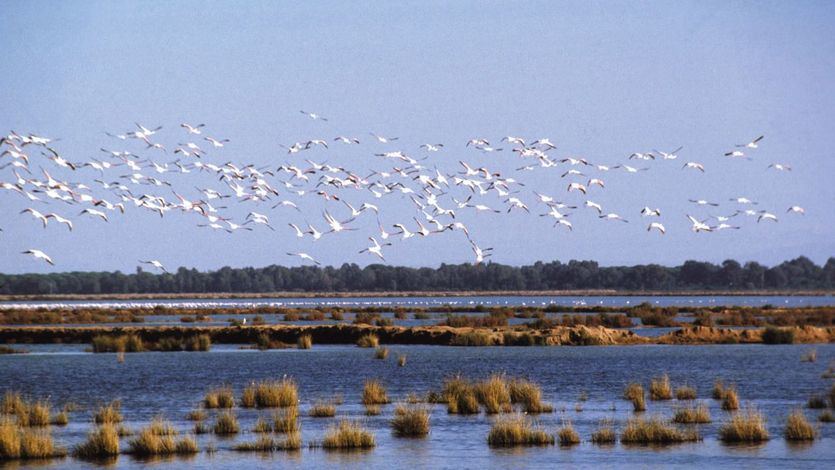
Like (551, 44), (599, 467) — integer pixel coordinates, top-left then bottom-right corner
(234, 432), (302, 451)
(362, 379), (389, 405)
(184, 334), (211, 352)
(212, 411), (239, 434)
(784, 410), (817, 441)
(591, 419), (617, 444)
(297, 334), (312, 349)
(443, 377), (479, 415)
(193, 422), (210, 434)
(558, 421), (580, 446)
(807, 395), (827, 409)
(72, 424), (119, 459)
(819, 410), (834, 422)
(508, 378), (552, 413)
(50, 411), (68, 426)
(675, 385), (697, 400)
(19, 429), (64, 459)
(147, 416), (178, 436)
(1, 392), (25, 416)
(93, 401), (123, 424)
(322, 420), (375, 449)
(673, 404), (712, 424)
(712, 380), (725, 400)
(374, 347), (389, 360)
(364, 405), (381, 416)
(621, 416), (700, 444)
(391, 404), (430, 437)
(128, 426), (198, 456)
(272, 407), (299, 433)
(624, 383), (646, 412)
(204, 386), (234, 409)
(397, 354), (407, 367)
(357, 334), (379, 348)
(721, 387), (739, 411)
(649, 374), (673, 401)
(242, 379), (298, 408)
(26, 400), (51, 427)
(0, 419), (22, 459)
(253, 417), (272, 433)
(487, 414), (554, 447)
(718, 408), (769, 442)
(475, 374), (512, 414)
(186, 410), (206, 421)
(309, 401), (337, 418)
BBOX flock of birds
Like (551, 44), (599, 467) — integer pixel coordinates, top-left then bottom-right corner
(1, 112), (807, 270)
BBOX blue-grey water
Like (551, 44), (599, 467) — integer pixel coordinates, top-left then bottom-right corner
(1, 295), (833, 468)
(1, 342), (834, 469)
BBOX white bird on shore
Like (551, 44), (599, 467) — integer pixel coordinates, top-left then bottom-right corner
(287, 252), (320, 265)
(647, 222), (666, 234)
(22, 249), (53, 265)
(140, 260), (168, 273)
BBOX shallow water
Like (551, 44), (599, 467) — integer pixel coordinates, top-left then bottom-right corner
(3, 294), (833, 310)
(1, 343), (834, 469)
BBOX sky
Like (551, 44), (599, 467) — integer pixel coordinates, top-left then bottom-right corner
(1, 0), (834, 274)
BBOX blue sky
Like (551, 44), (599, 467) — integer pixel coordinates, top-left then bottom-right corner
(1, 0), (834, 273)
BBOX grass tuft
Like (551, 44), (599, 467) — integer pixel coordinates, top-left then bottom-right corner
(357, 334), (379, 348)
(241, 379), (298, 408)
(272, 407), (299, 433)
(719, 408), (769, 442)
(72, 424), (119, 459)
(621, 416), (700, 444)
(649, 374), (673, 400)
(672, 403), (712, 424)
(391, 404), (430, 437)
(591, 419), (617, 444)
(309, 401), (337, 418)
(508, 378), (552, 413)
(487, 414), (554, 447)
(475, 374), (512, 414)
(212, 411), (239, 435)
(675, 385), (697, 400)
(374, 347), (389, 360)
(362, 379), (389, 405)
(297, 334), (313, 349)
(721, 387), (739, 411)
(204, 386), (234, 409)
(322, 420), (375, 449)
(93, 401), (123, 424)
(784, 410), (817, 440)
(558, 421), (580, 446)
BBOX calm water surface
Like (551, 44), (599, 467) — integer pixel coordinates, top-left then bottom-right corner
(1, 343), (834, 469)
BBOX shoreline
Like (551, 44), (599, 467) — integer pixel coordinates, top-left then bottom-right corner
(1, 289), (833, 302)
(1, 324), (832, 347)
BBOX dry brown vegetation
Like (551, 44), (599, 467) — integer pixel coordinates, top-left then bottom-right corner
(487, 414), (554, 447)
(718, 408), (769, 442)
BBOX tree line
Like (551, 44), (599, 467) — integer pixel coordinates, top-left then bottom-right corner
(1, 257), (833, 295)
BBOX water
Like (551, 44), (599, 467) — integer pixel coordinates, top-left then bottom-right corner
(3, 294), (833, 310)
(1, 343), (833, 469)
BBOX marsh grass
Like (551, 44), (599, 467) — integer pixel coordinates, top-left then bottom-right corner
(26, 401), (51, 427)
(297, 334), (312, 349)
(253, 417), (272, 433)
(374, 347), (389, 360)
(391, 404), (430, 437)
(591, 419), (617, 444)
(50, 411), (68, 426)
(322, 420), (375, 449)
(649, 374), (672, 401)
(362, 380), (389, 405)
(184, 334), (211, 352)
(147, 416), (178, 436)
(72, 424), (119, 459)
(675, 385), (697, 400)
(309, 402), (337, 418)
(242, 379), (298, 408)
(672, 404), (712, 424)
(357, 334), (379, 348)
(397, 354), (407, 367)
(508, 378), (552, 413)
(487, 414), (554, 447)
(272, 407), (299, 433)
(128, 427), (198, 456)
(19, 429), (63, 459)
(807, 395), (827, 409)
(475, 374), (512, 414)
(819, 410), (833, 422)
(93, 401), (123, 424)
(558, 421), (580, 446)
(450, 330), (495, 346)
(784, 410), (817, 440)
(234, 432), (302, 452)
(620, 416), (700, 444)
(212, 411), (239, 435)
(443, 377), (479, 415)
(712, 380), (725, 400)
(364, 405), (381, 416)
(193, 422), (210, 434)
(718, 408), (769, 442)
(1, 392), (25, 415)
(185, 410), (206, 421)
(721, 388), (740, 411)
(204, 387), (234, 409)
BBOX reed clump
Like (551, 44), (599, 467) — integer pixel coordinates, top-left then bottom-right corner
(93, 401), (123, 424)
(718, 408), (769, 442)
(620, 416), (700, 444)
(253, 417), (272, 433)
(322, 420), (375, 449)
(147, 416), (178, 436)
(712, 380), (725, 399)
(649, 374), (673, 400)
(234, 432), (301, 451)
(443, 377), (479, 414)
(362, 379), (389, 405)
(397, 354), (407, 367)
(475, 374), (512, 414)
(297, 334), (312, 349)
(487, 414), (554, 447)
(591, 419), (617, 444)
(357, 334), (379, 348)
(184, 334), (211, 352)
(72, 424), (119, 459)
(272, 407), (299, 433)
(128, 427), (198, 456)
(508, 378), (552, 413)
(19, 429), (64, 459)
(374, 347), (389, 360)
(186, 410), (206, 421)
(819, 410), (833, 422)
(721, 388), (740, 411)
(558, 421), (580, 446)
(204, 386), (234, 409)
(309, 401), (337, 418)
(242, 378), (298, 408)
(784, 410), (817, 441)
(672, 404), (712, 424)
(212, 411), (239, 434)
(391, 404), (430, 437)
(364, 405), (381, 416)
(807, 395), (827, 409)
(675, 385), (697, 400)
